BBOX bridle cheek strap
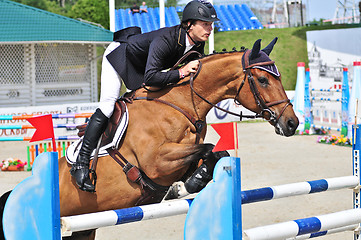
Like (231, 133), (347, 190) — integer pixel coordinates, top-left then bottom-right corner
(238, 49), (292, 125)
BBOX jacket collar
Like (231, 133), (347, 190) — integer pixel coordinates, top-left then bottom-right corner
(177, 26), (202, 48)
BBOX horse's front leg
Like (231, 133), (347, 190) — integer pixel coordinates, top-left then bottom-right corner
(183, 145), (230, 194)
(155, 143), (229, 199)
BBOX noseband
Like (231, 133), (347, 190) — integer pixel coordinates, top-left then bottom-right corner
(189, 50), (292, 125)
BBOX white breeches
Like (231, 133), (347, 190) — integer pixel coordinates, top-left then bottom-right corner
(98, 42), (123, 118)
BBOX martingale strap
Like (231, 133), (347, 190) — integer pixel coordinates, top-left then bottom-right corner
(106, 147), (143, 184)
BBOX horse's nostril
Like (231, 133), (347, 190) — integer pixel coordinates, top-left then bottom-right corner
(287, 119), (297, 131)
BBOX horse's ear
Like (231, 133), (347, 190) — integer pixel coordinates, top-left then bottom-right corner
(262, 37), (278, 56)
(250, 39), (262, 60)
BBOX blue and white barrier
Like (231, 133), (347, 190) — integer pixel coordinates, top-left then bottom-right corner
(290, 225), (357, 240)
(58, 175), (358, 236)
(2, 125), (361, 239)
(184, 124), (361, 239)
(241, 175), (358, 204)
(302, 65), (353, 135)
(61, 199), (193, 236)
(244, 209), (361, 240)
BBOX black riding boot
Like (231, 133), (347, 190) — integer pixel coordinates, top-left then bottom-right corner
(70, 108), (108, 192)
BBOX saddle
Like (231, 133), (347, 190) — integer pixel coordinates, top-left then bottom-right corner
(76, 100), (126, 149)
(71, 99), (169, 205)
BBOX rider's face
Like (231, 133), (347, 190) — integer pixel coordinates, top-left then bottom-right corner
(188, 20), (213, 43)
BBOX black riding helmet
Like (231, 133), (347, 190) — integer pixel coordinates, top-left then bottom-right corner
(182, 0), (220, 23)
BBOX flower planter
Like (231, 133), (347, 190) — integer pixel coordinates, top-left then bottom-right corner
(1, 165), (24, 171)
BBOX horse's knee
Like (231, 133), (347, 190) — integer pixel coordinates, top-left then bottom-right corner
(203, 148), (230, 171)
(213, 150), (230, 159)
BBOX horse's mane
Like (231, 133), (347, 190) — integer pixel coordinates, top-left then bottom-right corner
(199, 46), (247, 61)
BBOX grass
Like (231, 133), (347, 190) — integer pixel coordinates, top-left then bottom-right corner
(207, 24), (361, 90)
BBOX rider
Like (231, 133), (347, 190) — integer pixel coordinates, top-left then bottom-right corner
(70, 0), (220, 192)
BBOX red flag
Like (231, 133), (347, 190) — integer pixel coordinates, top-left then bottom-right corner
(27, 114), (57, 152)
(211, 122), (238, 153)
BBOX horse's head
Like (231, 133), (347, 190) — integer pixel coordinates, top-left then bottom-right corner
(236, 38), (299, 136)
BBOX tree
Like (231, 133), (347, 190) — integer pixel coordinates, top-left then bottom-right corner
(68, 0), (109, 29)
(12, 0), (48, 10)
(12, 0), (75, 16)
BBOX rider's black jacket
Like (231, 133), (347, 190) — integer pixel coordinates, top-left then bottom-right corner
(106, 25), (204, 90)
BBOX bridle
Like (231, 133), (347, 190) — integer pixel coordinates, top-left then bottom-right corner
(141, 49), (292, 129)
(188, 50), (292, 125)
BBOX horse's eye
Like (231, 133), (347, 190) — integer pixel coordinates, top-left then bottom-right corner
(258, 77), (269, 85)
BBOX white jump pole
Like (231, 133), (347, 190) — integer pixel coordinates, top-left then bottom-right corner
(244, 208), (361, 240)
(241, 175), (359, 204)
(61, 199), (192, 236)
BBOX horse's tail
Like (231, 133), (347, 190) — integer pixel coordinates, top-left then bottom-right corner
(0, 190), (12, 240)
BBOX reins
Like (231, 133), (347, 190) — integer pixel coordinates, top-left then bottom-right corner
(187, 50), (291, 124)
(95, 48), (292, 197)
(141, 51), (202, 92)
(139, 49), (292, 131)
(188, 64), (263, 121)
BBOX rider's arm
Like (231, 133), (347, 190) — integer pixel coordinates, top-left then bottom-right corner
(144, 37), (204, 86)
(143, 38), (181, 86)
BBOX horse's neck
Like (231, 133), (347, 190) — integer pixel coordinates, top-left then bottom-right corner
(140, 53), (245, 121)
(185, 53), (244, 118)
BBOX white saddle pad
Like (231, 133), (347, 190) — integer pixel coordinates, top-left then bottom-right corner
(66, 106), (129, 165)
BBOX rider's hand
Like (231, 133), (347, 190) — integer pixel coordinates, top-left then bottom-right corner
(179, 60), (200, 79)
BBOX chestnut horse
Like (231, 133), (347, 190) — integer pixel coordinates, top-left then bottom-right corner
(0, 38), (298, 240)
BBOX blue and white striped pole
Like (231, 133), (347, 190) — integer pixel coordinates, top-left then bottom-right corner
(353, 124), (361, 240)
(304, 67), (311, 131)
(244, 208), (361, 240)
(341, 67), (350, 136)
(289, 224), (357, 239)
(61, 199), (193, 236)
(241, 176), (358, 204)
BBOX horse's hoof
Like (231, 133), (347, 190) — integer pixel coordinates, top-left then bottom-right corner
(164, 184), (179, 200)
(164, 182), (190, 200)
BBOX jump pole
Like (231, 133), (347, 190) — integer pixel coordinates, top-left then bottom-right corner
(0, 113), (92, 120)
(2, 126), (361, 239)
(58, 175), (358, 235)
(244, 208), (361, 240)
(61, 199), (193, 236)
(354, 122), (361, 240)
(0, 123), (81, 129)
(0, 135), (79, 141)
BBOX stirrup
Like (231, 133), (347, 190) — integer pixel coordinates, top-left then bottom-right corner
(70, 165), (96, 192)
